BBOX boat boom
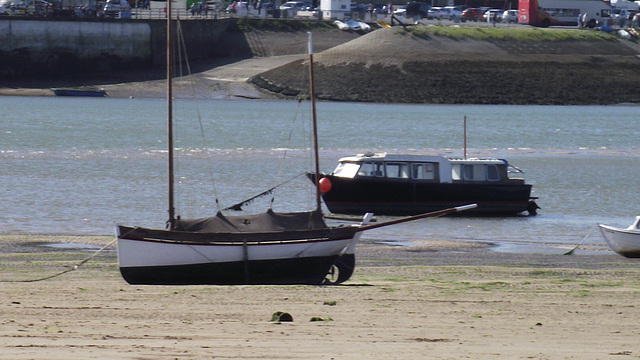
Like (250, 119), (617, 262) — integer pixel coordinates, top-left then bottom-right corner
(357, 204), (477, 232)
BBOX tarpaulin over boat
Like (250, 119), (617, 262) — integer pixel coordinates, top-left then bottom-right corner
(173, 209), (328, 233)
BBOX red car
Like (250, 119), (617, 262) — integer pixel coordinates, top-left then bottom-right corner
(461, 7), (482, 22)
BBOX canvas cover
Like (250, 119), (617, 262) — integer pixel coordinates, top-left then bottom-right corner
(174, 209), (328, 233)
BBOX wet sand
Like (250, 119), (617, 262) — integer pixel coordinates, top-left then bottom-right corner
(0, 55), (304, 100)
(2, 234), (640, 359)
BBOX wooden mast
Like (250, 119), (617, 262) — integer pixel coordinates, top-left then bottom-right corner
(463, 115), (467, 159)
(308, 32), (322, 213)
(167, 0), (176, 228)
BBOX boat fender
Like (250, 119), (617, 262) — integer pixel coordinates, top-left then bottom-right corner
(319, 177), (332, 193)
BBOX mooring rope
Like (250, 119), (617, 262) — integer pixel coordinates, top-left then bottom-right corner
(563, 225), (597, 255)
(1, 238), (117, 283)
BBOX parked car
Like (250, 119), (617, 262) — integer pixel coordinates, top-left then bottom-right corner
(279, 1), (307, 11)
(444, 5), (465, 20)
(5, 0), (27, 15)
(350, 2), (368, 16)
(393, 1), (429, 18)
(502, 9), (518, 23)
(27, 0), (52, 15)
(407, 1), (431, 18)
(100, 0), (131, 17)
(428, 6), (450, 19)
(462, 7), (482, 21)
(482, 8), (502, 22)
(612, 8), (637, 26)
(426, 6), (440, 19)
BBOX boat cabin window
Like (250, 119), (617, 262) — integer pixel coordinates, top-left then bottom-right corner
(487, 165), (500, 181)
(385, 162), (409, 179)
(332, 162), (360, 178)
(411, 162), (436, 180)
(357, 161), (385, 177)
(452, 164), (462, 180)
(452, 164), (495, 181)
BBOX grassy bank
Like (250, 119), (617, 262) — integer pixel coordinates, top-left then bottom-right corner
(410, 25), (620, 41)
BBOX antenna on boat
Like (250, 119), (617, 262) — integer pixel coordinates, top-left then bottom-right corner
(167, 0), (176, 228)
(308, 32), (322, 213)
(463, 115), (467, 159)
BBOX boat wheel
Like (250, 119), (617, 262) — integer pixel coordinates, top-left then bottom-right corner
(324, 254), (356, 285)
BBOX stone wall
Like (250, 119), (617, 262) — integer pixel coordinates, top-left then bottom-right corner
(0, 18), (239, 79)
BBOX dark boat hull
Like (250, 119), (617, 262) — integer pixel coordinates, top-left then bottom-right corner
(317, 174), (534, 216)
(52, 88), (107, 97)
(120, 255), (340, 285)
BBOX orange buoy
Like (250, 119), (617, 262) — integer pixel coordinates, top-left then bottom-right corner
(319, 177), (332, 193)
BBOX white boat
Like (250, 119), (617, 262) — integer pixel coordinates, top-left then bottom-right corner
(598, 216), (640, 258)
(334, 20), (349, 30)
(116, 16), (476, 285)
(117, 211), (372, 285)
(358, 21), (371, 32)
(345, 18), (362, 31)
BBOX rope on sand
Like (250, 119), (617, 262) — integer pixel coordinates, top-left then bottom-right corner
(1, 238), (117, 283)
(563, 225), (597, 255)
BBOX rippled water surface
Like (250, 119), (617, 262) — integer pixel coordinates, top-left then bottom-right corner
(1, 96), (638, 253)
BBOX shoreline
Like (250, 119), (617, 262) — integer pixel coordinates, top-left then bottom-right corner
(0, 55), (300, 100)
(0, 232), (618, 265)
(4, 27), (640, 104)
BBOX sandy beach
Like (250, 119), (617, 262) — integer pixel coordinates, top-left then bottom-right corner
(2, 234), (640, 359)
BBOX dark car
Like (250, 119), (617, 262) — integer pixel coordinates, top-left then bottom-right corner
(461, 7), (482, 22)
(395, 1), (429, 18)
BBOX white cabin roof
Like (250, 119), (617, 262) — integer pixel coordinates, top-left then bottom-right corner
(338, 152), (445, 163)
(338, 153), (506, 166)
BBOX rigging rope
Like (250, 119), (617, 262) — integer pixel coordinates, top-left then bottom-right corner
(1, 238), (117, 283)
(223, 172), (307, 211)
(563, 225), (597, 255)
(175, 19), (221, 212)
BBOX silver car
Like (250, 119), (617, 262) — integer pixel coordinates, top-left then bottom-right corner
(502, 9), (518, 23)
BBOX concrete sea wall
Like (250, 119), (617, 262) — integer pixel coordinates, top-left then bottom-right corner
(0, 18), (239, 79)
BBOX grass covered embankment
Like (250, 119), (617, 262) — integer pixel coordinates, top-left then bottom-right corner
(251, 26), (640, 104)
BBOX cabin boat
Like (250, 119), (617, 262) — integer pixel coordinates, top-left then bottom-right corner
(312, 152), (539, 216)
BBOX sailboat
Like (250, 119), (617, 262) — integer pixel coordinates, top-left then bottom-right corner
(116, 7), (477, 285)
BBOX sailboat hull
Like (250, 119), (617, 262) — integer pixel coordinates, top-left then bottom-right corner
(599, 223), (640, 258)
(119, 254), (341, 285)
(116, 225), (360, 285)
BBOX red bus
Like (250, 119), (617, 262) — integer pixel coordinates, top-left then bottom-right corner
(519, 0), (611, 27)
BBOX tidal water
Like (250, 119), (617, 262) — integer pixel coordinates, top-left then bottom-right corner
(1, 96), (638, 254)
